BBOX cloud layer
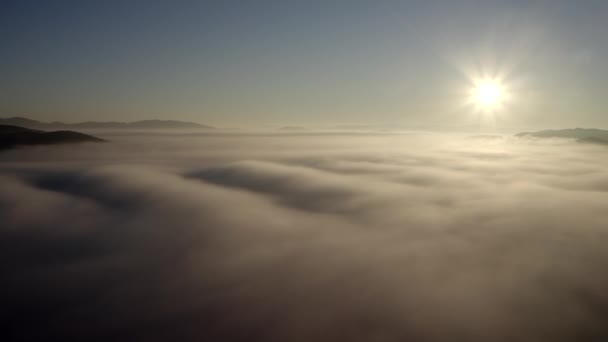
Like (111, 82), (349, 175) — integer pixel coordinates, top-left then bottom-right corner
(2, 132), (608, 341)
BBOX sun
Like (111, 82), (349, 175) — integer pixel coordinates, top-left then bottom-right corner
(468, 79), (507, 112)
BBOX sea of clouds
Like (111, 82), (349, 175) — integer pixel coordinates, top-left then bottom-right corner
(2, 131), (608, 341)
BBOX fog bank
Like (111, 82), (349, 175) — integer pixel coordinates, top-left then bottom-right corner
(2, 132), (608, 341)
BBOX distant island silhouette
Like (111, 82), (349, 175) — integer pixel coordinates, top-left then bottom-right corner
(0, 124), (105, 150)
(0, 117), (214, 130)
(517, 128), (608, 145)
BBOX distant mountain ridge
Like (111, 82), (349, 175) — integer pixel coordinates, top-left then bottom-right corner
(0, 117), (214, 130)
(0, 124), (104, 150)
(516, 128), (608, 145)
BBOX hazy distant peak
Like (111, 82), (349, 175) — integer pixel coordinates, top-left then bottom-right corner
(278, 126), (308, 131)
(1, 116), (43, 126)
(0, 117), (214, 130)
(127, 120), (214, 129)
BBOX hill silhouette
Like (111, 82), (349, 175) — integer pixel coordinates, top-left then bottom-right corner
(0, 117), (214, 130)
(0, 124), (105, 150)
(516, 128), (608, 145)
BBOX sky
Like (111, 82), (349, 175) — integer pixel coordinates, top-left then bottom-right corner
(1, 0), (608, 128)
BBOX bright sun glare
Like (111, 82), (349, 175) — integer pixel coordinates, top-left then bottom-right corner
(469, 79), (506, 112)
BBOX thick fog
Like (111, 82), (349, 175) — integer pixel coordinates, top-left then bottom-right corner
(2, 131), (608, 341)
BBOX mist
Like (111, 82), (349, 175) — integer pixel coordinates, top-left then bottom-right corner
(2, 131), (608, 341)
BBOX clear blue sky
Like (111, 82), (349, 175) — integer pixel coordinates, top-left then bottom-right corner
(1, 0), (607, 128)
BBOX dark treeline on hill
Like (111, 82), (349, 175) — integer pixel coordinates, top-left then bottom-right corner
(0, 124), (104, 150)
(0, 117), (214, 130)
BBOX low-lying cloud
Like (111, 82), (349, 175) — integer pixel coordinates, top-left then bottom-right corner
(2, 132), (608, 341)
